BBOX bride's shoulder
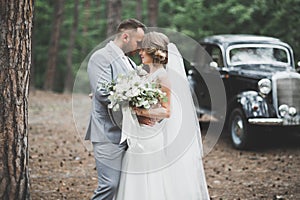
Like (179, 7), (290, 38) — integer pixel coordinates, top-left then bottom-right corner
(156, 68), (170, 87)
(157, 67), (167, 75)
(154, 68), (166, 78)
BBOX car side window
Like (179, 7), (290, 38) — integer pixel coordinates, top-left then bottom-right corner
(204, 44), (224, 68)
(211, 47), (224, 67)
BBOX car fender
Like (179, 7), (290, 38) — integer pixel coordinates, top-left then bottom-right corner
(231, 91), (270, 119)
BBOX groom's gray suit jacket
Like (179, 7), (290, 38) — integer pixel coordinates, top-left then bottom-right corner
(85, 41), (133, 144)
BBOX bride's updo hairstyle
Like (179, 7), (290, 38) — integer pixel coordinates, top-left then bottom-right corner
(141, 32), (169, 65)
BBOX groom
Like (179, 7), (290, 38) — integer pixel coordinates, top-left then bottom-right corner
(85, 18), (146, 200)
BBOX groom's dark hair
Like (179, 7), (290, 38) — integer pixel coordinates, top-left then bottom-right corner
(116, 18), (146, 33)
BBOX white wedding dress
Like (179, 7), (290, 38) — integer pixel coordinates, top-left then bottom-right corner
(115, 44), (210, 200)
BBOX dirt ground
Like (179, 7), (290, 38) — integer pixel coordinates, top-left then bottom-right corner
(28, 90), (300, 200)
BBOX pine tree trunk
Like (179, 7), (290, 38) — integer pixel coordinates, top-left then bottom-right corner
(0, 0), (33, 199)
(83, 0), (90, 35)
(136, 0), (143, 21)
(148, 0), (158, 27)
(64, 0), (79, 93)
(43, 0), (64, 91)
(81, 0), (90, 55)
(95, 0), (102, 28)
(107, 0), (122, 36)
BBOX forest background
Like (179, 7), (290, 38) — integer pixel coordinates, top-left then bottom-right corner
(33, 0), (300, 93)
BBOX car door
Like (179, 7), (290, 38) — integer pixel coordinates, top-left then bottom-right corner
(189, 43), (228, 117)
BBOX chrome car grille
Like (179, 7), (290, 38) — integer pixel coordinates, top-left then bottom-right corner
(273, 72), (300, 116)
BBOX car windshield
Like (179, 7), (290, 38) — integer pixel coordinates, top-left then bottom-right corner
(227, 44), (290, 67)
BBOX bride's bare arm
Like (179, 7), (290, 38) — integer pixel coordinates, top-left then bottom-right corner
(134, 76), (171, 120)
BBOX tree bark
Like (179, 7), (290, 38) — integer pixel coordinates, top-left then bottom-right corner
(43, 0), (64, 91)
(106, 0), (122, 37)
(64, 0), (79, 93)
(0, 0), (33, 199)
(148, 0), (158, 27)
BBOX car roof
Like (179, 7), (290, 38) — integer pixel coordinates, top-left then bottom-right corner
(202, 34), (287, 46)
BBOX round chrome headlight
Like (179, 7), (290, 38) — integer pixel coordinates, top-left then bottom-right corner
(279, 104), (289, 117)
(258, 79), (271, 95)
(289, 107), (297, 116)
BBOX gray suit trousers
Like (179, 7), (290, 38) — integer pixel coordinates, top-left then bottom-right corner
(91, 141), (127, 200)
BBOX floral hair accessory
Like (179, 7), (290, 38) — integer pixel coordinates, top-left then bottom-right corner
(154, 50), (167, 61)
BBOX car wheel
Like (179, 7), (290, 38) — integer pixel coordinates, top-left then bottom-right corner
(229, 108), (253, 149)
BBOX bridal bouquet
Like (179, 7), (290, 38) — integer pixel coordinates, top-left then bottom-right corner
(99, 65), (168, 111)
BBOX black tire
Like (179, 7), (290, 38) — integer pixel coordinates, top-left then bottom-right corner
(228, 108), (253, 149)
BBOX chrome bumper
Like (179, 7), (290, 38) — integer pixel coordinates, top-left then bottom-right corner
(248, 118), (283, 125)
(248, 118), (300, 126)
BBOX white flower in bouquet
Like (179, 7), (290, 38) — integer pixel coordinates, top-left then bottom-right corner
(98, 66), (167, 111)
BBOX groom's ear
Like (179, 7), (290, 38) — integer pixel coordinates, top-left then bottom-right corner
(122, 33), (129, 43)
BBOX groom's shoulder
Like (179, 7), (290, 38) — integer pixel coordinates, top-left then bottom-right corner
(92, 43), (111, 56)
(89, 43), (113, 62)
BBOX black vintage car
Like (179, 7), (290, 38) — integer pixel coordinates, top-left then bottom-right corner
(187, 34), (300, 149)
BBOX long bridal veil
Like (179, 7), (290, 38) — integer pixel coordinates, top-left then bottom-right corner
(163, 43), (210, 199)
(164, 43), (203, 157)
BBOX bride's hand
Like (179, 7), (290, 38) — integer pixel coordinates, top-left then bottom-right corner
(132, 107), (147, 116)
(133, 107), (156, 126)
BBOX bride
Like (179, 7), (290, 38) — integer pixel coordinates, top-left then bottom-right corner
(115, 31), (210, 200)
